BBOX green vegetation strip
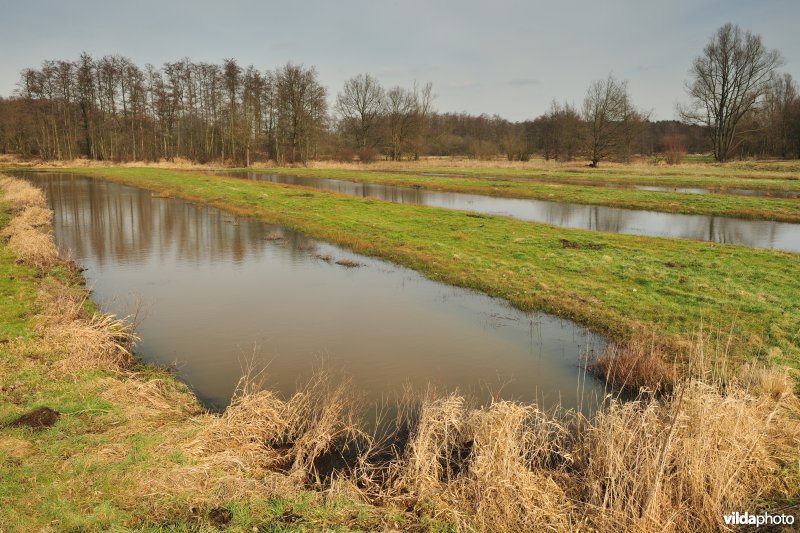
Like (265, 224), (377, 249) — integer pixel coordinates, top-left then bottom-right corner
(404, 161), (800, 187)
(44, 167), (800, 369)
(376, 163), (800, 191)
(245, 166), (800, 223)
(0, 209), (38, 341)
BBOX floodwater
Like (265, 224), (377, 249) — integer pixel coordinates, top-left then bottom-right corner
(633, 185), (800, 198)
(394, 171), (800, 198)
(218, 172), (800, 253)
(27, 174), (604, 412)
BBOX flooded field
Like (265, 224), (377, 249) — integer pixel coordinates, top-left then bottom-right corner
(29, 173), (604, 412)
(219, 171), (800, 252)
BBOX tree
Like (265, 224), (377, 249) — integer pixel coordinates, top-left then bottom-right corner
(335, 73), (384, 151)
(582, 74), (642, 166)
(272, 63), (327, 163)
(682, 23), (782, 162)
(763, 73), (798, 158)
(539, 100), (582, 161)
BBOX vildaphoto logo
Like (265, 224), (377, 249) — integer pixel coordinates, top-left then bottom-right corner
(723, 511), (795, 527)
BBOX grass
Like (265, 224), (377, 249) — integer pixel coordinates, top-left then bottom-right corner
(24, 166), (800, 372)
(1, 174), (799, 531)
(232, 166), (800, 223)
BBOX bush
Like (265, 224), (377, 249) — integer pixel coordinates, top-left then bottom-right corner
(357, 147), (378, 164)
(661, 134), (687, 165)
(332, 146), (355, 163)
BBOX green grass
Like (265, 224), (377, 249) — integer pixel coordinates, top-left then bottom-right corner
(0, 208), (40, 341)
(32, 166), (800, 370)
(233, 166), (800, 223)
(398, 160), (800, 183)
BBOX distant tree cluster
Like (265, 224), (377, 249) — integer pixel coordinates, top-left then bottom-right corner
(1, 23), (798, 165)
(0, 55), (327, 164)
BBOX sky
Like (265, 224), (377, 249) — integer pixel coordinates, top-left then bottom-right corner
(1, 0), (799, 122)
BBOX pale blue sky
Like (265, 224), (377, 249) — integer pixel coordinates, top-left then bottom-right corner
(1, 0), (798, 121)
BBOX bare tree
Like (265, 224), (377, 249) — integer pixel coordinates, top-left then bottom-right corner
(763, 73), (798, 158)
(272, 63), (327, 163)
(681, 23), (782, 162)
(384, 86), (418, 161)
(582, 75), (642, 167)
(539, 100), (582, 161)
(335, 73), (384, 151)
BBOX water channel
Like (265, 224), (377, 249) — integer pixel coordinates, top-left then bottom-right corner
(218, 171), (800, 253)
(27, 173), (604, 412)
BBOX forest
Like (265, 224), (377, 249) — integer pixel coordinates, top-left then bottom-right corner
(0, 45), (798, 165)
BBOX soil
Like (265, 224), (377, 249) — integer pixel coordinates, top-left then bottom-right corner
(7, 406), (60, 428)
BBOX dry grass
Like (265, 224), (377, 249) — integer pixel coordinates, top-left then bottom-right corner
(580, 380), (798, 531)
(0, 175), (47, 209)
(5, 229), (59, 268)
(1, 205), (52, 234)
(344, 373), (798, 532)
(1, 175), (137, 371)
(24, 262), (140, 374)
(335, 258), (363, 268)
(590, 339), (678, 393)
(189, 364), (363, 483)
(0, 175), (60, 268)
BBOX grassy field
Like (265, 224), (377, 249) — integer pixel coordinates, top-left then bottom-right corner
(2, 173), (798, 532)
(19, 166), (799, 373)
(233, 166), (800, 223)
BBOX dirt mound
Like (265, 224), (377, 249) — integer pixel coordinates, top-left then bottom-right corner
(8, 407), (61, 428)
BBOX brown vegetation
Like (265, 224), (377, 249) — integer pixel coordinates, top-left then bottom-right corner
(590, 340), (677, 393)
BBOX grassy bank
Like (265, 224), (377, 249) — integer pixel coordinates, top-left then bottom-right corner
(2, 175), (799, 531)
(26, 166), (800, 372)
(324, 158), (800, 185)
(235, 166), (800, 223)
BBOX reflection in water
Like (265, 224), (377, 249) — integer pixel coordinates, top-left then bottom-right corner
(221, 172), (800, 253)
(28, 174), (604, 413)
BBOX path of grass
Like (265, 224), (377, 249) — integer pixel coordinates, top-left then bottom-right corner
(34, 166), (800, 371)
(237, 167), (800, 223)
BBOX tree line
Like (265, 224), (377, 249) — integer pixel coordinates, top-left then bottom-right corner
(0, 24), (798, 165)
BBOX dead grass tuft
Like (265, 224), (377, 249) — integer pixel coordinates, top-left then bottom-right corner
(36, 280), (139, 373)
(6, 229), (60, 268)
(590, 340), (677, 393)
(0, 176), (61, 268)
(335, 258), (363, 268)
(737, 363), (798, 402)
(0, 175), (47, 210)
(190, 365), (364, 485)
(580, 379), (800, 531)
(1, 205), (52, 235)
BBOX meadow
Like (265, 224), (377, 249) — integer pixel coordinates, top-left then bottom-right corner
(1, 160), (799, 531)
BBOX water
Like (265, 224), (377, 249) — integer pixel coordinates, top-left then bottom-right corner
(218, 171), (800, 253)
(634, 184), (800, 198)
(28, 173), (604, 412)
(396, 171), (800, 198)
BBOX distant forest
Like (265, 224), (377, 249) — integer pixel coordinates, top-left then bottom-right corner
(0, 52), (797, 165)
